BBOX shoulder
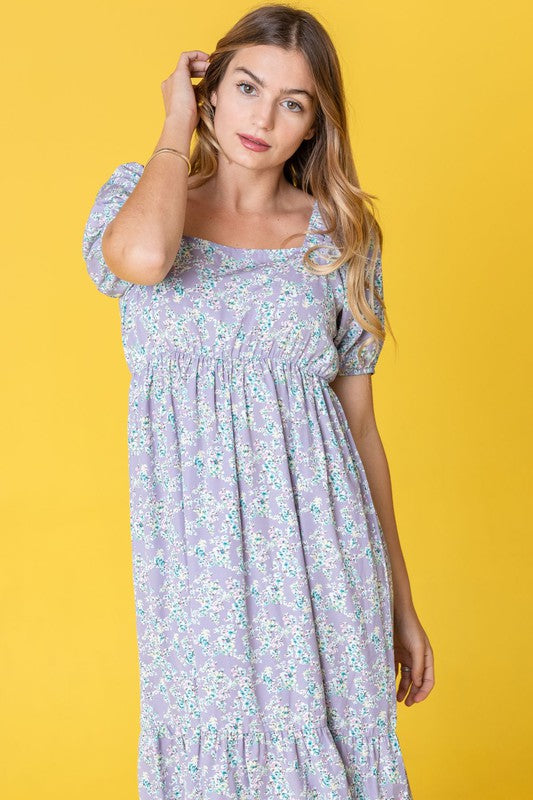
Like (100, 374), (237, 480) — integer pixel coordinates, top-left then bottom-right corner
(285, 187), (315, 215)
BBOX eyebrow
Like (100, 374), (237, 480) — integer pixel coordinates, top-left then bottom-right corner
(232, 66), (315, 101)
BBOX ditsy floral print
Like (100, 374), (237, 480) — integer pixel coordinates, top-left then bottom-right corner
(82, 162), (413, 800)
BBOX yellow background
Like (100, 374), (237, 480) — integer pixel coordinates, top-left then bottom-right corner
(2, 1), (532, 797)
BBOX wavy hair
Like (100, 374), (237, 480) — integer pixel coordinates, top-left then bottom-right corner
(188, 2), (392, 355)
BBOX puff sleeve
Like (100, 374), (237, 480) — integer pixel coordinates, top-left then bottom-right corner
(333, 245), (385, 375)
(82, 161), (144, 298)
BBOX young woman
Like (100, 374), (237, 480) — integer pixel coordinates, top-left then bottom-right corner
(82, 5), (434, 799)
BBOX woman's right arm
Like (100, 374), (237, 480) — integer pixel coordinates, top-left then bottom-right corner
(101, 51), (210, 285)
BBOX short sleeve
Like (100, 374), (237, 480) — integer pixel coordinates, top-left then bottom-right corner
(333, 245), (385, 375)
(82, 161), (144, 298)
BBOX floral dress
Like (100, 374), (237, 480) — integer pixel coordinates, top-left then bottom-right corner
(82, 161), (413, 800)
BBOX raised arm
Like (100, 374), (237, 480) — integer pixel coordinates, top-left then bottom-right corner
(101, 118), (193, 285)
(100, 51), (210, 285)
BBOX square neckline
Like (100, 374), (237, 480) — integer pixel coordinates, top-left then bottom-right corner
(180, 198), (320, 254)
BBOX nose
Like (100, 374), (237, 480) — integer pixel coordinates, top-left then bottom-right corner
(252, 99), (275, 130)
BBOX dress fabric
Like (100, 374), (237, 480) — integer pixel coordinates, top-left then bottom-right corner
(82, 161), (414, 800)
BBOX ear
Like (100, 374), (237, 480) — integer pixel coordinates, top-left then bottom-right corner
(210, 90), (217, 107)
(303, 127), (315, 140)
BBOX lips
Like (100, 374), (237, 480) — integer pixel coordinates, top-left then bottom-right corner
(239, 133), (270, 147)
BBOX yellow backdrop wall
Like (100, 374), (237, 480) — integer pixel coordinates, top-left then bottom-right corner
(2, 1), (531, 798)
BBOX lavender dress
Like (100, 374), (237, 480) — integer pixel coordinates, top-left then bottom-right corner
(82, 161), (413, 800)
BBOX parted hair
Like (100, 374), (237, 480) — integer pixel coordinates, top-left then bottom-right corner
(188, 3), (391, 356)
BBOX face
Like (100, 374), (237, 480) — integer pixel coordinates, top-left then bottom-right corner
(209, 45), (317, 170)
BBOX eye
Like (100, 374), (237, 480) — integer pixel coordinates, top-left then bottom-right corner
(236, 81), (256, 95)
(235, 81), (304, 112)
(283, 99), (303, 113)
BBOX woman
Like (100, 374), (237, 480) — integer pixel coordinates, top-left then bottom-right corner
(82, 5), (434, 799)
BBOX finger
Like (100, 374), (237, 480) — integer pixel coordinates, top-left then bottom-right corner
(414, 646), (435, 701)
(190, 56), (210, 67)
(187, 59), (211, 78)
(403, 646), (425, 705)
(184, 50), (211, 58)
(177, 51), (211, 68)
(406, 645), (435, 705)
(396, 665), (413, 702)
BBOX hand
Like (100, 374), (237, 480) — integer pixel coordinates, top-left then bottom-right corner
(161, 50), (211, 128)
(393, 606), (435, 706)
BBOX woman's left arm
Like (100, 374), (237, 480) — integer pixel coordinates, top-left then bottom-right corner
(330, 372), (435, 706)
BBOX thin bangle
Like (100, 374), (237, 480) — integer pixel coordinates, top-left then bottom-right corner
(144, 148), (191, 175)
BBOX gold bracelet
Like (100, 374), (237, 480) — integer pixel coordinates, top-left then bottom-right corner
(144, 147), (191, 175)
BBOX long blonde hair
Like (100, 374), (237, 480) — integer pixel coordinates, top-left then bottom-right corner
(189, 3), (391, 354)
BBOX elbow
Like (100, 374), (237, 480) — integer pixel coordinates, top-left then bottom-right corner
(102, 227), (166, 286)
(123, 243), (169, 285)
